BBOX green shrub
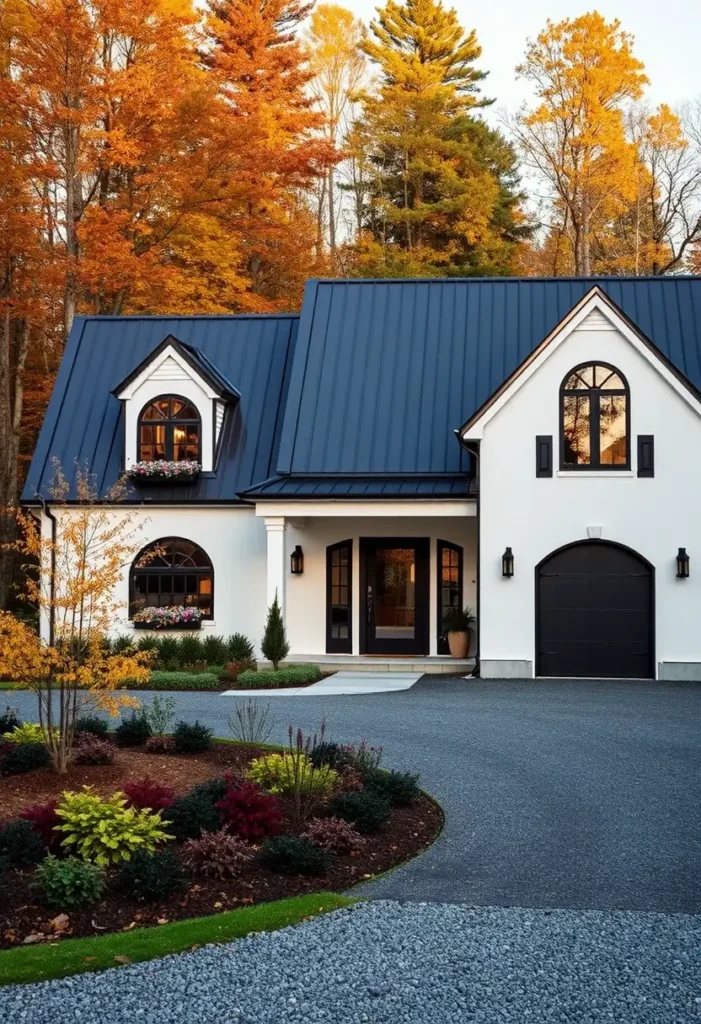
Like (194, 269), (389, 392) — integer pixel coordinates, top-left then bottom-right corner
(189, 778), (228, 804)
(172, 720), (212, 753)
(142, 695), (176, 736)
(261, 594), (289, 669)
(363, 769), (420, 807)
(154, 635), (180, 666)
(0, 707), (20, 733)
(32, 856), (105, 908)
(260, 836), (329, 876)
(136, 635), (160, 657)
(227, 633), (255, 661)
(0, 742), (51, 775)
(0, 819), (44, 867)
(128, 671), (221, 691)
(55, 788), (173, 866)
(75, 715), (109, 738)
(330, 791), (391, 834)
(237, 665), (321, 688)
(115, 711), (152, 747)
(246, 752), (337, 800)
(164, 790), (222, 842)
(309, 742), (347, 770)
(111, 848), (187, 901)
(201, 635), (228, 665)
(177, 634), (204, 665)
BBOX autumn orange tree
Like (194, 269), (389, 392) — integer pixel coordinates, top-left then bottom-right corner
(0, 466), (151, 773)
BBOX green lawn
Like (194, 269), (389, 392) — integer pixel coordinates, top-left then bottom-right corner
(0, 892), (354, 987)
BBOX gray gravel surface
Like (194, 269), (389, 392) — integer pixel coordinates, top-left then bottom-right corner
(6, 677), (701, 911)
(2, 901), (700, 1023)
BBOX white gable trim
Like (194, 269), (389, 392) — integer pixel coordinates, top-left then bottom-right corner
(461, 287), (701, 441)
(116, 344), (219, 401)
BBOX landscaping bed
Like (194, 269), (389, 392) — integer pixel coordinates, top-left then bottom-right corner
(0, 736), (441, 950)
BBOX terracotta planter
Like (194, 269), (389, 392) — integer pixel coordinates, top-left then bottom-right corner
(447, 631), (469, 659)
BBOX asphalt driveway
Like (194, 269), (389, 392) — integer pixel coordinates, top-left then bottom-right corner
(7, 677), (701, 913)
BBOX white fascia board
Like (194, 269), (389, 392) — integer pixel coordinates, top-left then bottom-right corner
(461, 288), (701, 441)
(116, 345), (219, 401)
(254, 499), (477, 518)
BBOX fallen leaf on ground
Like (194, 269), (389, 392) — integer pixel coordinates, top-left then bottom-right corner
(48, 914), (70, 934)
(22, 933), (46, 944)
(114, 955), (131, 965)
(83, 957), (97, 964)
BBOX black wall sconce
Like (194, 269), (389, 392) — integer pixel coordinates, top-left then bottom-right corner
(676, 547), (690, 579)
(290, 545), (304, 575)
(502, 547), (514, 578)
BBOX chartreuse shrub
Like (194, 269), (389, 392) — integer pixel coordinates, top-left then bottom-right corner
(329, 791), (391, 834)
(0, 742), (50, 775)
(237, 665), (321, 688)
(260, 836), (329, 876)
(55, 788), (173, 866)
(111, 849), (186, 901)
(2, 722), (50, 745)
(33, 856), (105, 909)
(246, 752), (337, 800)
(0, 819), (44, 867)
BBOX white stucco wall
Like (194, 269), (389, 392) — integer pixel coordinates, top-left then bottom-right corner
(284, 516), (477, 656)
(478, 313), (701, 678)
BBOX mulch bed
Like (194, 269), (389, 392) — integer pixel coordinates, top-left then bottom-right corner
(0, 743), (442, 949)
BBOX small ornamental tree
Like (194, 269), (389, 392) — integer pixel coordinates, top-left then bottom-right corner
(261, 592), (289, 670)
(0, 465), (152, 773)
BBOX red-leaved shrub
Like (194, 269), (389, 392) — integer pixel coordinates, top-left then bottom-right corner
(303, 816), (364, 853)
(183, 830), (253, 879)
(145, 735), (176, 755)
(122, 777), (176, 812)
(73, 734), (114, 765)
(19, 800), (62, 854)
(216, 779), (282, 840)
(338, 766), (364, 793)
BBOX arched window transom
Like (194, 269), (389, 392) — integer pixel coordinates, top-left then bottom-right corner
(138, 396), (201, 463)
(560, 363), (629, 469)
(130, 538), (213, 619)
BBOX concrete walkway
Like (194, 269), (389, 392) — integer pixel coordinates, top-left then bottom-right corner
(7, 676), (701, 913)
(221, 670), (423, 696)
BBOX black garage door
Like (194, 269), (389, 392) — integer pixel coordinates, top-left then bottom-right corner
(537, 541), (654, 678)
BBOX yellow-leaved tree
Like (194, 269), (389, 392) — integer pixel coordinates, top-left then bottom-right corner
(0, 465), (151, 773)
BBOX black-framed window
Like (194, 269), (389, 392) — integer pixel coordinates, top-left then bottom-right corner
(437, 540), (463, 655)
(560, 363), (629, 469)
(130, 537), (213, 618)
(138, 395), (201, 463)
(326, 540), (352, 654)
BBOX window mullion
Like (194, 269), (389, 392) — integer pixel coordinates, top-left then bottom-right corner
(591, 392), (601, 466)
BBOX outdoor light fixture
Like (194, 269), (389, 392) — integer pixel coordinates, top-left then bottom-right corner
(502, 547), (514, 578)
(676, 547), (690, 579)
(290, 545), (304, 575)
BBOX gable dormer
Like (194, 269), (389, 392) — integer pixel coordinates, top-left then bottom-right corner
(112, 335), (240, 473)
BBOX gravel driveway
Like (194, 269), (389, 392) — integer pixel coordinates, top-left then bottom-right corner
(2, 901), (700, 1023)
(7, 676), (701, 913)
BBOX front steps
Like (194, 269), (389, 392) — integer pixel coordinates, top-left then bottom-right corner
(256, 654), (476, 675)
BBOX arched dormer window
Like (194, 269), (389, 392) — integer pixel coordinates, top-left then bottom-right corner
(129, 538), (213, 619)
(138, 396), (201, 463)
(560, 363), (629, 469)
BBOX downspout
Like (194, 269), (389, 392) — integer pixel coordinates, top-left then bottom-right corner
(42, 500), (57, 646)
(455, 430), (480, 676)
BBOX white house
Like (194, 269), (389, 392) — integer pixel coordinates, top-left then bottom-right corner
(23, 278), (701, 680)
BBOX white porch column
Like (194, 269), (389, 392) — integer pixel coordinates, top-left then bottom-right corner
(264, 517), (287, 615)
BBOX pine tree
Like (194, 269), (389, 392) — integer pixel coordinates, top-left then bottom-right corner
(261, 593), (290, 670)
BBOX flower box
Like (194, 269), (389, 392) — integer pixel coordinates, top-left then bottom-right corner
(128, 460), (201, 484)
(132, 606), (203, 630)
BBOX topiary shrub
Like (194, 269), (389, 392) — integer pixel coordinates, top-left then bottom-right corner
(111, 848), (187, 901)
(0, 707), (20, 733)
(183, 830), (253, 879)
(260, 594), (289, 670)
(73, 734), (114, 765)
(302, 817), (364, 854)
(215, 779), (282, 840)
(122, 777), (176, 812)
(329, 791), (391, 834)
(0, 819), (45, 867)
(144, 734), (176, 754)
(172, 720), (212, 753)
(362, 769), (420, 807)
(19, 800), (62, 854)
(115, 711), (152, 747)
(32, 855), (105, 908)
(227, 633), (255, 662)
(164, 790), (222, 842)
(246, 752), (337, 801)
(260, 836), (329, 876)
(55, 787), (173, 866)
(129, 671), (220, 691)
(75, 714), (109, 738)
(0, 741), (50, 775)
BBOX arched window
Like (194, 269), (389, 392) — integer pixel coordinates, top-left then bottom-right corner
(560, 363), (629, 469)
(437, 541), (463, 655)
(138, 396), (201, 463)
(129, 538), (213, 619)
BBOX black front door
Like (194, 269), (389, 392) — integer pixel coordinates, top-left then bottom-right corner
(361, 539), (430, 655)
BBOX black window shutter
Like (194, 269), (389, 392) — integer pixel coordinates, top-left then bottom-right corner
(637, 435), (654, 477)
(535, 435), (553, 477)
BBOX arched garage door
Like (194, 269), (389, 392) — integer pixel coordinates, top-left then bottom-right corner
(536, 541), (654, 679)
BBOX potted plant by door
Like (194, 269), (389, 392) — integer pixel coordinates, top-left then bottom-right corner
(442, 606), (475, 659)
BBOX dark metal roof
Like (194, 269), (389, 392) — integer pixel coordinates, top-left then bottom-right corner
(242, 474), (475, 499)
(111, 335), (241, 401)
(277, 277), (701, 477)
(23, 314), (298, 503)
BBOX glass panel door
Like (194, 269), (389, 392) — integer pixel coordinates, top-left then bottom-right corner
(374, 548), (416, 642)
(362, 539), (429, 655)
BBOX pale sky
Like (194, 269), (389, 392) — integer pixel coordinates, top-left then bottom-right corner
(346, 0), (700, 118)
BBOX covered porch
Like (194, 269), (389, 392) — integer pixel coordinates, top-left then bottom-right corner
(255, 499), (477, 671)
